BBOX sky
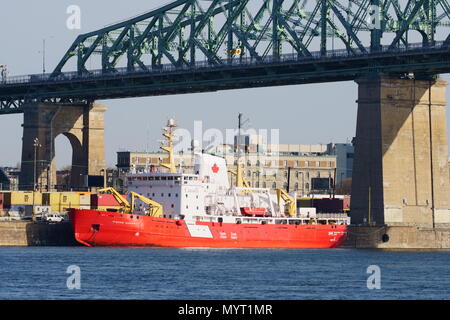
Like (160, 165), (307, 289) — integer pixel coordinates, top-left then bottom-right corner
(0, 0), (449, 169)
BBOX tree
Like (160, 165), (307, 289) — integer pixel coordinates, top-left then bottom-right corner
(336, 178), (352, 195)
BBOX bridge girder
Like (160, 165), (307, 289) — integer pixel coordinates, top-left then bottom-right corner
(1, 0), (450, 114)
(51, 0), (450, 77)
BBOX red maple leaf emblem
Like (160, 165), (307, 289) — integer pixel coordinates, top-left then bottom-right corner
(211, 163), (220, 173)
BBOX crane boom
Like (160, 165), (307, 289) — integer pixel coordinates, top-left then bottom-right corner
(228, 169), (251, 188)
(130, 192), (163, 218)
(98, 187), (131, 212)
(276, 189), (297, 217)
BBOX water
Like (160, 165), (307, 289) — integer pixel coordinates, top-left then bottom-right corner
(0, 247), (449, 300)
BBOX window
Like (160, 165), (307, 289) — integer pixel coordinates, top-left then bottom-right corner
(272, 182), (277, 189)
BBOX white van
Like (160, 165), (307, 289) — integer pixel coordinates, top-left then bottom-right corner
(44, 214), (64, 223)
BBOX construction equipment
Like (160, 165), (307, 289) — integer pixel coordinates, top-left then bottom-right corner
(276, 189), (297, 217)
(98, 187), (163, 217)
(130, 192), (163, 218)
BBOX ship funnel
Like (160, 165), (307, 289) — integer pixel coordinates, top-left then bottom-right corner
(194, 153), (229, 189)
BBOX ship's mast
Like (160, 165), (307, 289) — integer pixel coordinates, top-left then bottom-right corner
(236, 113), (245, 187)
(160, 118), (177, 173)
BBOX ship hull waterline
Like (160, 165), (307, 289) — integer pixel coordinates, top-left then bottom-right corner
(69, 209), (348, 249)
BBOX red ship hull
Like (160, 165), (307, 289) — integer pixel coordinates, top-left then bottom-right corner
(68, 209), (347, 249)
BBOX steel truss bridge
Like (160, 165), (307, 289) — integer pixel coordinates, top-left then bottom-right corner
(1, 0), (449, 114)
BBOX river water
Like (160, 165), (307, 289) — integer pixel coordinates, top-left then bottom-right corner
(0, 247), (449, 300)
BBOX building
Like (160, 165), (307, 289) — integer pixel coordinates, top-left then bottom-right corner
(0, 167), (20, 191)
(327, 142), (354, 186)
(116, 142), (339, 195)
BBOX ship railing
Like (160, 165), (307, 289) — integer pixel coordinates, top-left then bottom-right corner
(192, 213), (349, 226)
(316, 213), (349, 219)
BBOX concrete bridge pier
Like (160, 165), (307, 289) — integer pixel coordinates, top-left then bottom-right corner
(348, 76), (450, 248)
(19, 103), (106, 191)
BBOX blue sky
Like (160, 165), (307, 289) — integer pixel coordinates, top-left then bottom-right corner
(0, 1), (449, 168)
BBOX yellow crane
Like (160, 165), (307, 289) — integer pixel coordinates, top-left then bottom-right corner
(130, 191), (163, 218)
(276, 189), (297, 217)
(228, 168), (251, 188)
(98, 187), (131, 212)
(98, 187), (163, 217)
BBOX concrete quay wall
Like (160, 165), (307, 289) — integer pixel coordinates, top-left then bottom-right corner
(0, 221), (77, 246)
(342, 225), (450, 249)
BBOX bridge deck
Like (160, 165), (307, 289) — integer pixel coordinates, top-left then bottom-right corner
(1, 42), (449, 114)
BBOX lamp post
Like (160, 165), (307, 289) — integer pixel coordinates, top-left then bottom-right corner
(33, 138), (41, 191)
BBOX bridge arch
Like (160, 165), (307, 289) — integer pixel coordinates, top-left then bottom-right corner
(54, 132), (84, 190)
(19, 103), (106, 191)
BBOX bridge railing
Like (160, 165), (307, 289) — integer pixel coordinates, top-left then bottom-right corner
(1, 41), (446, 87)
